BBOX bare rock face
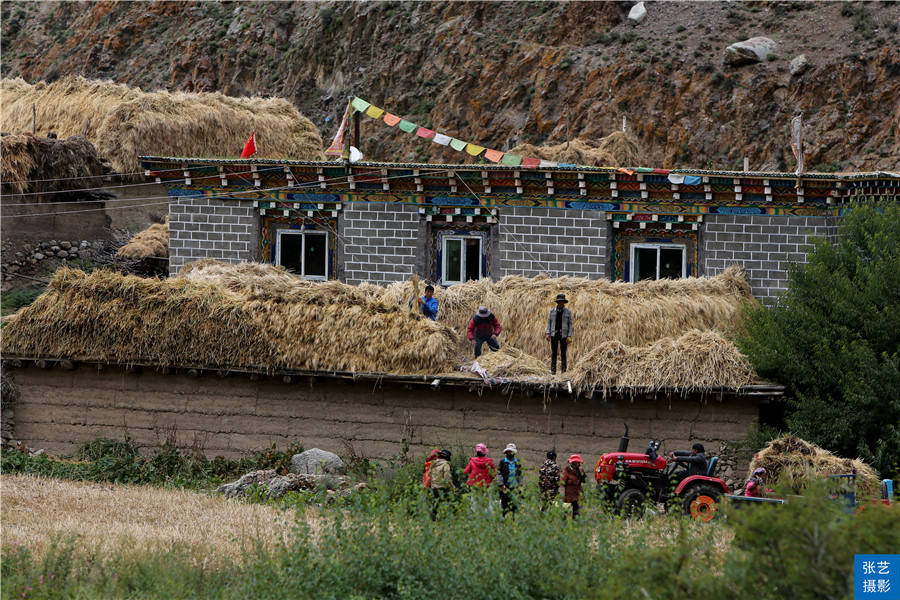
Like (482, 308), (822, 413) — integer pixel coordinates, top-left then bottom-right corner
(627, 2), (647, 23)
(290, 448), (346, 476)
(724, 37), (778, 67)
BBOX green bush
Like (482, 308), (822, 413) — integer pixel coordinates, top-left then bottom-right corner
(736, 202), (900, 479)
(1, 285), (45, 315)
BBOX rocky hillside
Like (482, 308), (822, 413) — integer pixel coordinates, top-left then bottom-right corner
(2, 1), (898, 171)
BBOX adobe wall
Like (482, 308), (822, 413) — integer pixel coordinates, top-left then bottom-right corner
(8, 366), (760, 468)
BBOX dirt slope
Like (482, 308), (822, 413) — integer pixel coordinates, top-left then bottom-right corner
(2, 1), (898, 170)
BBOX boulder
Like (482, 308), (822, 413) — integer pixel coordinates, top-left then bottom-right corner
(627, 2), (647, 23)
(790, 54), (809, 76)
(724, 37), (777, 66)
(290, 448), (346, 475)
(217, 469), (278, 499)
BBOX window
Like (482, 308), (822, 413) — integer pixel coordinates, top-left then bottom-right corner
(630, 243), (686, 281)
(442, 235), (482, 285)
(275, 230), (328, 280)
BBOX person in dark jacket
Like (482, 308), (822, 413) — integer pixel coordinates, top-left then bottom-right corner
(560, 454), (587, 519)
(545, 293), (573, 374)
(668, 443), (708, 485)
(538, 450), (561, 511)
(467, 306), (502, 358)
(497, 443), (521, 516)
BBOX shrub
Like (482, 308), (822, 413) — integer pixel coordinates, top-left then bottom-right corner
(736, 202), (900, 480)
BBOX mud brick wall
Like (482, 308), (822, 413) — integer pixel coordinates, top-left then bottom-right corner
(498, 207), (609, 279)
(339, 203), (422, 285)
(702, 214), (840, 302)
(10, 366), (760, 467)
(168, 197), (258, 275)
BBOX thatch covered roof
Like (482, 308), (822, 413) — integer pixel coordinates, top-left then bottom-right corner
(509, 131), (643, 168)
(1, 262), (760, 392)
(0, 77), (325, 179)
(749, 435), (880, 497)
(0, 133), (106, 197)
(117, 218), (169, 259)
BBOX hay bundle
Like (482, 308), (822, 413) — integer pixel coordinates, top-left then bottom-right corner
(0, 77), (325, 178)
(0, 134), (105, 196)
(117, 218), (169, 259)
(382, 266), (754, 362)
(509, 131), (643, 168)
(568, 330), (757, 393)
(749, 435), (880, 497)
(474, 346), (552, 378)
(1, 266), (457, 375)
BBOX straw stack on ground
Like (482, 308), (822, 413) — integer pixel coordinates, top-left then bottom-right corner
(383, 266), (754, 361)
(1, 266), (456, 375)
(0, 134), (105, 197)
(117, 218), (169, 259)
(510, 131), (643, 167)
(749, 435), (880, 497)
(0, 77), (324, 178)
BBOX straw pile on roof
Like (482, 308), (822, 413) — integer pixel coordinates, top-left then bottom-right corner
(568, 330), (757, 393)
(0, 133), (105, 196)
(1, 266), (456, 375)
(509, 131), (644, 167)
(749, 435), (880, 497)
(117, 218), (169, 259)
(0, 77), (325, 178)
(475, 346), (552, 378)
(382, 266), (753, 360)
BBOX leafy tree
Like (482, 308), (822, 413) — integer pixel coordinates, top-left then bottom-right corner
(737, 202), (900, 479)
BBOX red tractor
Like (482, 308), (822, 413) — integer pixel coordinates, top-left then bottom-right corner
(594, 425), (728, 521)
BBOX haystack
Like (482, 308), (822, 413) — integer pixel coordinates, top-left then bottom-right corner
(749, 435), (880, 497)
(509, 131), (643, 168)
(474, 346), (552, 379)
(1, 266), (456, 375)
(568, 330), (757, 393)
(0, 77), (325, 178)
(0, 133), (105, 196)
(382, 266), (754, 361)
(117, 218), (169, 259)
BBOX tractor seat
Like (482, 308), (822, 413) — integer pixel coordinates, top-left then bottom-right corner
(706, 456), (719, 478)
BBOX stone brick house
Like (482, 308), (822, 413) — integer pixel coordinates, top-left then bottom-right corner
(141, 157), (899, 302)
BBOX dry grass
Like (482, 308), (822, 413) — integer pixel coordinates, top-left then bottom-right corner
(475, 346), (553, 378)
(568, 330), (757, 393)
(0, 133), (105, 196)
(749, 435), (880, 497)
(1, 265), (457, 374)
(0, 77), (324, 178)
(0, 473), (306, 565)
(510, 131), (643, 167)
(117, 218), (169, 259)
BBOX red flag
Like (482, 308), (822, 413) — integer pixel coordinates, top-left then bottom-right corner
(240, 131), (257, 158)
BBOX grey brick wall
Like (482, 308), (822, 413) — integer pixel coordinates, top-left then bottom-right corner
(168, 197), (258, 276)
(498, 207), (608, 278)
(339, 203), (422, 285)
(702, 214), (839, 302)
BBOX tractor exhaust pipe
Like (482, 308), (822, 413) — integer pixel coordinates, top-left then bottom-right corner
(618, 423), (630, 452)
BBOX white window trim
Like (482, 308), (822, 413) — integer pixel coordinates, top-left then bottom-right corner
(275, 229), (328, 280)
(442, 235), (482, 286)
(629, 243), (687, 282)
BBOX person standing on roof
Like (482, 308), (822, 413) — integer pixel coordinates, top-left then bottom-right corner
(410, 284), (439, 320)
(463, 443), (495, 487)
(545, 293), (573, 374)
(538, 450), (561, 511)
(560, 454), (587, 519)
(467, 306), (502, 358)
(498, 443), (522, 516)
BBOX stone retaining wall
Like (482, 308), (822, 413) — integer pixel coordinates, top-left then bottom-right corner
(9, 365), (761, 468)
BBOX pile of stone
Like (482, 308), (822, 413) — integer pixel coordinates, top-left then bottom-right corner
(3, 239), (104, 274)
(218, 448), (367, 500)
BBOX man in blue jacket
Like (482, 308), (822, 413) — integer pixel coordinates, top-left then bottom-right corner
(410, 284), (438, 320)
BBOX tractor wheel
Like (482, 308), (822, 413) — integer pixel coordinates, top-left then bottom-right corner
(617, 488), (646, 518)
(681, 484), (722, 522)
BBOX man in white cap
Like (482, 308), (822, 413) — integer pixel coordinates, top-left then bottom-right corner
(466, 306), (502, 358)
(498, 442), (522, 516)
